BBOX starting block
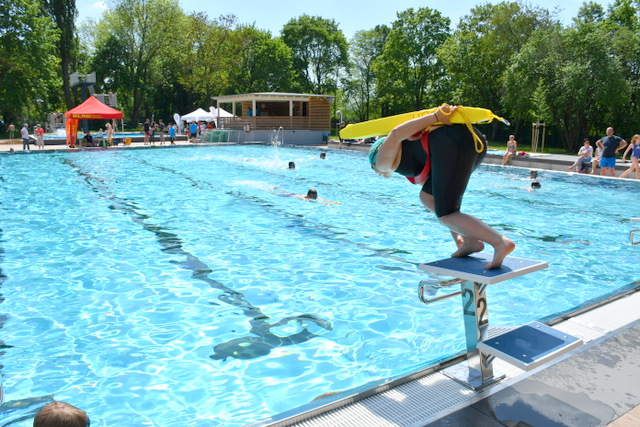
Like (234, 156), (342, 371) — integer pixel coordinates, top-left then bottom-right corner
(419, 253), (582, 389)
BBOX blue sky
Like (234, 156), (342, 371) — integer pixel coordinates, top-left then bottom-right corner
(77, 0), (610, 39)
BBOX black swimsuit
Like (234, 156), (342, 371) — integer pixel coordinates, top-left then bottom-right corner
(395, 125), (487, 217)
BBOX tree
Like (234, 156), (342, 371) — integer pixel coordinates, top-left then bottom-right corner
(92, 0), (185, 124)
(0, 0), (59, 124)
(503, 22), (630, 151)
(438, 1), (554, 135)
(177, 13), (239, 107)
(373, 8), (450, 114)
(227, 26), (294, 93)
(343, 25), (389, 121)
(42, 0), (77, 110)
(281, 15), (348, 93)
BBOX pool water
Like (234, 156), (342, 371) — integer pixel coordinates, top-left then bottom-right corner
(0, 145), (638, 426)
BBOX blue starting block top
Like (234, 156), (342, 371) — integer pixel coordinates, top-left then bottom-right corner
(418, 253), (548, 285)
(477, 322), (582, 371)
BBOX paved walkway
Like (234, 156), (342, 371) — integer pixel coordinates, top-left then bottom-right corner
(0, 136), (194, 152)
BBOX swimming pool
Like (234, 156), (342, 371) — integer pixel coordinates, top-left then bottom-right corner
(0, 145), (638, 426)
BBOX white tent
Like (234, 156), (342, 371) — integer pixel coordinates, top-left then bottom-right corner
(209, 106), (235, 127)
(181, 107), (215, 122)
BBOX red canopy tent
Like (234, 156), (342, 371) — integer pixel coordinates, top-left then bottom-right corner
(65, 96), (123, 147)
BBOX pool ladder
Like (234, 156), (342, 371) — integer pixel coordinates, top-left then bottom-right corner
(630, 218), (640, 246)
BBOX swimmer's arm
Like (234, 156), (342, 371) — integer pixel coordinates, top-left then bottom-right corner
(376, 106), (457, 171)
(622, 144), (632, 161)
(318, 197), (340, 205)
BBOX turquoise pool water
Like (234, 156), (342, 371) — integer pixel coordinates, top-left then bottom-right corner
(0, 145), (638, 426)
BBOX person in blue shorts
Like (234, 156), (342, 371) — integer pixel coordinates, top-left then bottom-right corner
(596, 127), (627, 177)
(189, 122), (198, 142)
(369, 105), (514, 269)
(168, 123), (176, 145)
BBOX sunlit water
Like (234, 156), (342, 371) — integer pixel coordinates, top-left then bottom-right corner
(0, 145), (638, 426)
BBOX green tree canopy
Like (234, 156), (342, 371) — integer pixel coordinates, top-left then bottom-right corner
(503, 21), (630, 150)
(0, 0), (59, 125)
(42, 0), (77, 110)
(281, 15), (348, 93)
(92, 0), (185, 124)
(438, 1), (553, 120)
(343, 25), (389, 121)
(373, 8), (450, 114)
(227, 26), (294, 93)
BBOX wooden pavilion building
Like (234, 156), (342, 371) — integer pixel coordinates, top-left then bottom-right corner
(211, 92), (334, 144)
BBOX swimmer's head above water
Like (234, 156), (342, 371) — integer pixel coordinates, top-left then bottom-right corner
(306, 188), (318, 199)
(288, 161), (296, 169)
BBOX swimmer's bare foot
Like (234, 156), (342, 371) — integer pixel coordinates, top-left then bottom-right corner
(451, 239), (485, 258)
(486, 237), (515, 269)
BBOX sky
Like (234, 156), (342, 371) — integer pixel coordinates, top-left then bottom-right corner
(76, 0), (611, 39)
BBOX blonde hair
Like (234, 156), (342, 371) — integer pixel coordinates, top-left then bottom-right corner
(632, 134), (640, 144)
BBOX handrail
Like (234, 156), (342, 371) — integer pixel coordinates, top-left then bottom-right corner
(418, 278), (465, 304)
(630, 219), (640, 246)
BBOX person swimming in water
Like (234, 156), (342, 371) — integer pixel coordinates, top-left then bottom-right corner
(273, 187), (339, 205)
(369, 104), (514, 269)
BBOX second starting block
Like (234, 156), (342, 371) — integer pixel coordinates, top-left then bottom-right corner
(419, 253), (582, 389)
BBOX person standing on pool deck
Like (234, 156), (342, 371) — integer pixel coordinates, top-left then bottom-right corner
(620, 134), (640, 179)
(106, 122), (113, 146)
(143, 118), (150, 145)
(369, 104), (514, 269)
(596, 127), (627, 177)
(189, 121), (198, 142)
(20, 123), (30, 151)
(168, 122), (176, 145)
(35, 124), (45, 150)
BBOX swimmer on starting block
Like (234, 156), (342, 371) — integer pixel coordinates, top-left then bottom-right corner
(369, 104), (514, 269)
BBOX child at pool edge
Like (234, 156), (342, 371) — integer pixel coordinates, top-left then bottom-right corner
(33, 401), (89, 427)
(369, 104), (514, 269)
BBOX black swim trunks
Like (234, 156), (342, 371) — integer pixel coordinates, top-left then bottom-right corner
(396, 125), (486, 217)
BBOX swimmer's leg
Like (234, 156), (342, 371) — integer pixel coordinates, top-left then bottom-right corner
(420, 191), (485, 258)
(437, 211), (515, 269)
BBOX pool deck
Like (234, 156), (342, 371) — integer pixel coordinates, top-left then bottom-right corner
(3, 137), (640, 427)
